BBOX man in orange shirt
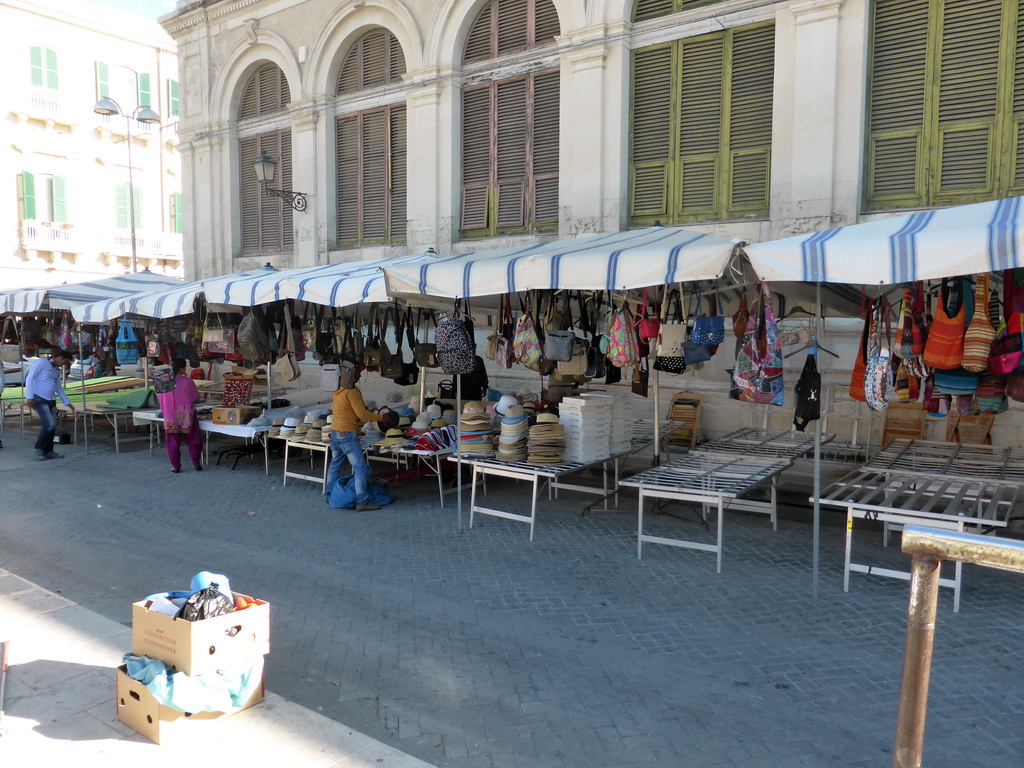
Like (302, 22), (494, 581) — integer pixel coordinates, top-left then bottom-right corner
(326, 367), (393, 510)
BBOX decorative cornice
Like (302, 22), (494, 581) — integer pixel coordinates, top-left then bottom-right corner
(790, 0), (844, 24)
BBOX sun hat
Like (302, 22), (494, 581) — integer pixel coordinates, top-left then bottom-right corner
(462, 400), (487, 414)
(411, 414), (431, 429)
(398, 416), (412, 428)
(427, 403), (443, 420)
(284, 416), (301, 428)
(536, 412), (559, 424)
(495, 394), (519, 415)
(375, 428), (408, 447)
(503, 404), (525, 420)
(430, 418), (448, 427)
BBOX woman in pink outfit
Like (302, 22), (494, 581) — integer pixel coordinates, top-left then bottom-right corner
(157, 358), (203, 473)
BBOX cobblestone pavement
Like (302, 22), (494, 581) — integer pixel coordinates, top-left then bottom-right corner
(1, 426), (1022, 767)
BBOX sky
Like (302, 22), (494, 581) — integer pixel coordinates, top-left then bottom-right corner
(84, 0), (176, 19)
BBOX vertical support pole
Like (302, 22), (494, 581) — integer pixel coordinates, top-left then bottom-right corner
(456, 369), (463, 532)
(652, 365), (661, 466)
(813, 281), (822, 598)
(78, 330), (88, 454)
(893, 554), (942, 768)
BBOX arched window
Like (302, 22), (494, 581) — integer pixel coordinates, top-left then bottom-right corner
(335, 29), (408, 247)
(238, 63), (292, 254)
(461, 0), (560, 238)
(632, 0), (726, 22)
(629, 23), (774, 225)
(865, 0), (1024, 210)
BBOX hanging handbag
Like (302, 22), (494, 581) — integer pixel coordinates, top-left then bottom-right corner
(863, 297), (894, 412)
(655, 288), (687, 358)
(321, 363), (342, 392)
(435, 300), (476, 375)
(849, 293), (871, 403)
(116, 320), (140, 364)
(690, 289), (726, 346)
(637, 286), (661, 341)
(493, 295), (516, 369)
(1, 317), (21, 363)
(513, 296), (543, 369)
(893, 287), (915, 358)
(631, 358), (649, 398)
(962, 274), (994, 372)
(363, 306), (384, 369)
(894, 358), (921, 403)
(413, 311), (439, 368)
(274, 302), (301, 382)
(378, 307), (404, 380)
(733, 281), (785, 406)
(923, 278), (966, 370)
(606, 297), (639, 368)
(793, 353), (821, 431)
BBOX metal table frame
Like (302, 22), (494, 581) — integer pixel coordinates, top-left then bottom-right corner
(392, 446), (456, 507)
(815, 468), (1018, 611)
(620, 453), (793, 571)
(283, 439), (330, 492)
(693, 427), (836, 459)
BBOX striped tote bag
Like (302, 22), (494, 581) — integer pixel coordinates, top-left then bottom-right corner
(962, 274), (994, 373)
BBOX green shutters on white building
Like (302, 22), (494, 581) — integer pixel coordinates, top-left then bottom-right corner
(96, 61), (109, 99)
(168, 79), (179, 117)
(137, 72), (151, 107)
(29, 46), (58, 90)
(866, 0), (1024, 209)
(630, 22), (775, 225)
(22, 172), (36, 220)
(115, 184), (142, 229)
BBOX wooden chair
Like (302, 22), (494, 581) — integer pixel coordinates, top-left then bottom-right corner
(947, 412), (995, 445)
(663, 393), (702, 455)
(881, 402), (925, 446)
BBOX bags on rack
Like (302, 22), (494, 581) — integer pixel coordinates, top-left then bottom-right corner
(637, 287), (660, 341)
(606, 300), (639, 368)
(631, 358), (649, 398)
(435, 302), (476, 375)
(849, 296), (872, 402)
(923, 278), (966, 370)
(543, 330), (575, 362)
(513, 303), (543, 369)
(962, 274), (994, 372)
(733, 282), (784, 406)
(238, 311), (271, 362)
(339, 360), (358, 390)
(691, 289), (725, 347)
(275, 303), (302, 382)
(987, 316), (1022, 375)
(494, 296), (516, 369)
(556, 337), (589, 377)
(863, 298), (893, 412)
(116, 321), (140, 364)
(654, 289), (687, 359)
(321, 363), (341, 392)
(793, 354), (821, 431)
(152, 366), (176, 395)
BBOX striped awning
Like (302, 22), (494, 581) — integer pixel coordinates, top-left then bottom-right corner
(382, 227), (738, 299)
(0, 272), (182, 315)
(743, 196), (1024, 285)
(277, 253), (439, 307)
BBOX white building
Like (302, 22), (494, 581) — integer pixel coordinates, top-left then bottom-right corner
(1, 0), (182, 289)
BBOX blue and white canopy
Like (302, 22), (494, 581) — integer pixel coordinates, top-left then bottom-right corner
(382, 227), (738, 299)
(0, 271), (182, 315)
(277, 254), (430, 307)
(744, 196), (1024, 285)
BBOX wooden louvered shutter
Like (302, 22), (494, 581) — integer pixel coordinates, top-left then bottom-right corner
(677, 34), (724, 219)
(361, 30), (388, 89)
(534, 1), (560, 47)
(1014, 3), (1024, 191)
(389, 106), (408, 241)
(498, 0), (529, 56)
(726, 24), (773, 218)
(96, 62), (109, 99)
(115, 183), (129, 229)
(138, 73), (151, 107)
(52, 175), (67, 224)
(361, 110), (388, 242)
(259, 67), (278, 116)
(22, 172), (36, 220)
(240, 136), (260, 251)
(496, 78), (527, 228)
(278, 132), (294, 249)
(337, 46), (360, 94)
(631, 45), (674, 220)
(462, 86), (492, 231)
(465, 2), (493, 63)
(934, 0), (1002, 200)
(532, 70), (559, 225)
(173, 192), (183, 233)
(866, 0), (929, 208)
(336, 116), (359, 245)
(132, 186), (142, 229)
(388, 33), (407, 82)
(633, 0), (675, 21)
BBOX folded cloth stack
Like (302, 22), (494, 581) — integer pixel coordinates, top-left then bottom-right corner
(459, 400), (495, 454)
(414, 424), (458, 452)
(527, 412), (565, 465)
(495, 404), (530, 463)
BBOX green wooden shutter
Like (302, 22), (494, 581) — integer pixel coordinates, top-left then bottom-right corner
(726, 24), (774, 217)
(96, 62), (109, 98)
(531, 70), (560, 226)
(866, 0), (929, 208)
(132, 186), (142, 229)
(52, 175), (67, 223)
(462, 86), (492, 231)
(138, 73), (151, 107)
(1013, 1), (1024, 191)
(169, 79), (179, 117)
(634, 0), (674, 21)
(45, 48), (58, 90)
(933, 0), (1002, 200)
(115, 184), (129, 229)
(676, 34), (724, 219)
(173, 192), (183, 233)
(22, 172), (36, 220)
(336, 115), (360, 245)
(30, 46), (42, 86)
(630, 44), (674, 220)
(30, 46), (56, 89)
(389, 105), (408, 241)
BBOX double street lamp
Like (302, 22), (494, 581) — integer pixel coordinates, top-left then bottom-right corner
(93, 96), (162, 273)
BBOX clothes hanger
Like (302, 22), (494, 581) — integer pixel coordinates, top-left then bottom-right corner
(784, 335), (838, 359)
(781, 305), (816, 320)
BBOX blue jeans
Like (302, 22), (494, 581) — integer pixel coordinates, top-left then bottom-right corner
(33, 399), (58, 453)
(326, 431), (370, 503)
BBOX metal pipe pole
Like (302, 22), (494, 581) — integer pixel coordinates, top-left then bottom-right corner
(892, 553), (942, 768)
(813, 281), (822, 598)
(78, 330), (88, 455)
(651, 364), (661, 466)
(125, 118), (138, 274)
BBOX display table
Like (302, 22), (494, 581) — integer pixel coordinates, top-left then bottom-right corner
(283, 439), (330, 492)
(133, 410), (272, 470)
(391, 446), (457, 507)
(693, 427), (836, 459)
(64, 403), (151, 453)
(450, 452), (631, 541)
(813, 467), (1018, 611)
(863, 438), (1024, 483)
(619, 453), (793, 571)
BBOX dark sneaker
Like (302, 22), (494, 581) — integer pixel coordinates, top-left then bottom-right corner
(355, 502), (381, 512)
(45, 451), (63, 459)
(193, 464), (203, 471)
(35, 450), (47, 461)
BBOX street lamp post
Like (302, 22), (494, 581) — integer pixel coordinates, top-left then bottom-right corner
(93, 96), (161, 273)
(252, 153), (308, 211)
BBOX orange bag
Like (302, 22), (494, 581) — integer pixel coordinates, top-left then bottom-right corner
(849, 295), (872, 402)
(923, 278), (966, 370)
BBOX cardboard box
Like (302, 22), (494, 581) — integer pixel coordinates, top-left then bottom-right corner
(115, 664), (264, 744)
(211, 406), (262, 425)
(131, 593), (270, 677)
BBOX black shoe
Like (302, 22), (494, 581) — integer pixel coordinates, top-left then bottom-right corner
(170, 468), (181, 474)
(35, 450), (47, 461)
(45, 451), (63, 459)
(194, 464), (203, 471)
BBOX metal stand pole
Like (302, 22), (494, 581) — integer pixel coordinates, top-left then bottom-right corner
(78, 330), (88, 455)
(456, 373), (463, 531)
(813, 281), (821, 597)
(652, 364), (661, 466)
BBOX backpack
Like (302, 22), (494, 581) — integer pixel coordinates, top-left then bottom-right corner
(237, 311), (270, 362)
(605, 300), (639, 368)
(152, 366), (177, 394)
(435, 302), (476, 375)
(339, 360), (358, 390)
(792, 354), (820, 432)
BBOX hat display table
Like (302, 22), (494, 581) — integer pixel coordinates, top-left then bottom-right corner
(283, 439), (330, 492)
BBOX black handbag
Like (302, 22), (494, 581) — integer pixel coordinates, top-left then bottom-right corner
(631, 358), (649, 397)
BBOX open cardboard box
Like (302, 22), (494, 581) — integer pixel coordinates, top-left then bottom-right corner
(115, 664), (264, 744)
(131, 592), (269, 677)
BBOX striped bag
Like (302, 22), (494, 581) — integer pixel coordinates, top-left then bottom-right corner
(923, 278), (966, 370)
(961, 274), (994, 372)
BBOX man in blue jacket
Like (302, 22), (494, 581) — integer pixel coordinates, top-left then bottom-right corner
(24, 349), (75, 460)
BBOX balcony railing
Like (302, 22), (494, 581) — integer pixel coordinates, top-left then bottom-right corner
(19, 220), (81, 253)
(28, 87), (61, 114)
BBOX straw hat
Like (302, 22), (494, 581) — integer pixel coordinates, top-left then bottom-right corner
(375, 428), (408, 447)
(411, 414), (431, 430)
(427, 403), (443, 420)
(398, 416), (412, 428)
(430, 418), (448, 427)
(536, 412), (559, 424)
(503, 404), (525, 420)
(462, 400), (487, 414)
(495, 394), (519, 415)
(284, 416), (301, 428)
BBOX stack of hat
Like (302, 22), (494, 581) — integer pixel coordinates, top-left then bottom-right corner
(406, 413), (432, 437)
(293, 413), (313, 441)
(495, 394), (519, 417)
(495, 404), (530, 463)
(521, 401), (537, 421)
(527, 413), (565, 465)
(268, 417), (285, 438)
(375, 428), (408, 449)
(281, 416), (300, 438)
(442, 408), (458, 425)
(304, 417), (328, 444)
(426, 403), (443, 422)
(459, 401), (495, 454)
